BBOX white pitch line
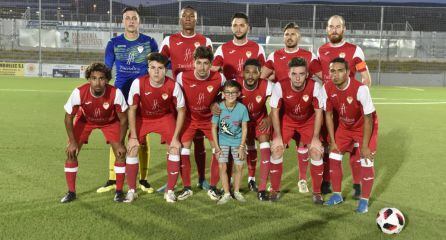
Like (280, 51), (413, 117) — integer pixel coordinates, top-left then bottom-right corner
(0, 88), (70, 93)
(395, 86), (425, 91)
(375, 102), (446, 105)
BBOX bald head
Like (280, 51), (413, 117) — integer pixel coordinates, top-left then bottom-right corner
(326, 15), (346, 44)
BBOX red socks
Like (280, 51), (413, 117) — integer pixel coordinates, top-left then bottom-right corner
(210, 150), (220, 187)
(269, 156), (283, 192)
(297, 147), (309, 180)
(193, 135), (206, 182)
(64, 161), (78, 192)
(328, 152), (343, 193)
(350, 146), (362, 185)
(114, 162), (126, 191)
(247, 145), (258, 178)
(167, 154), (180, 191)
(310, 158), (324, 193)
(360, 158), (375, 199)
(180, 148), (191, 188)
(258, 142), (271, 191)
(126, 157), (139, 190)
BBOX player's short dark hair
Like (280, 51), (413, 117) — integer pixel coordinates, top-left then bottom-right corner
(231, 12), (249, 24)
(181, 5), (197, 14)
(223, 80), (242, 92)
(193, 46), (213, 62)
(330, 57), (349, 70)
(283, 22), (300, 32)
(85, 62), (112, 81)
(147, 52), (168, 67)
(288, 57), (307, 69)
(243, 58), (261, 71)
(122, 6), (139, 15)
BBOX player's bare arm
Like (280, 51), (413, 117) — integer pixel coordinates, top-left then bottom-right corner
(360, 70), (372, 87)
(116, 111), (128, 144)
(170, 107), (185, 155)
(310, 108), (323, 150)
(211, 122), (221, 159)
(270, 107), (284, 157)
(239, 121), (248, 161)
(361, 113), (374, 160)
(325, 110), (338, 152)
(260, 66), (273, 80)
(210, 102), (222, 115)
(127, 104), (139, 156)
(64, 113), (79, 159)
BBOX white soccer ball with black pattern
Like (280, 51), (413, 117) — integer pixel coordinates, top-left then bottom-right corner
(376, 208), (405, 234)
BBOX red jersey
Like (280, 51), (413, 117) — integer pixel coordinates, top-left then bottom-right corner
(321, 78), (376, 130)
(236, 77), (273, 123)
(128, 75), (185, 120)
(213, 40), (266, 80)
(64, 83), (127, 125)
(317, 41), (368, 83)
(265, 48), (321, 83)
(160, 32), (212, 78)
(270, 79), (322, 124)
(177, 70), (226, 121)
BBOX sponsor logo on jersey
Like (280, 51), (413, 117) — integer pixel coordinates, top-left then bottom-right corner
(247, 102), (254, 111)
(85, 101), (92, 105)
(197, 93), (205, 105)
(103, 102), (110, 110)
(207, 85), (214, 93)
(286, 95), (293, 99)
(94, 108), (101, 118)
(145, 91), (152, 95)
(294, 104), (301, 114)
(256, 95), (262, 103)
(190, 84), (197, 88)
(194, 42), (200, 48)
(229, 49), (236, 54)
(339, 52), (346, 58)
(331, 94), (337, 98)
(280, 56), (286, 60)
(346, 96), (353, 104)
(246, 51), (252, 58)
(324, 51), (330, 55)
(162, 93), (169, 100)
(184, 48), (192, 62)
(340, 103), (346, 115)
(303, 94), (309, 102)
(152, 99), (159, 110)
(127, 52), (135, 64)
(137, 46), (144, 53)
(176, 41), (183, 46)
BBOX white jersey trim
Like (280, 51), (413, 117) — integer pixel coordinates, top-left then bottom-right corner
(176, 72), (184, 86)
(357, 85), (375, 115)
(160, 36), (170, 52)
(220, 73), (227, 86)
(258, 44), (266, 62)
(269, 82), (283, 108)
(353, 45), (366, 61)
(64, 88), (81, 114)
(312, 81), (324, 109)
(114, 88), (128, 112)
(127, 78), (140, 105)
(205, 37), (213, 50)
(266, 80), (273, 96)
(173, 82), (185, 109)
(214, 45), (223, 58)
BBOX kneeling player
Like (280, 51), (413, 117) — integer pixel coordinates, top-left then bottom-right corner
(322, 57), (378, 213)
(270, 57), (325, 203)
(61, 63), (128, 203)
(126, 53), (185, 203)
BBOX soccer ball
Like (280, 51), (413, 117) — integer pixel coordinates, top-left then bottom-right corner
(376, 208), (405, 234)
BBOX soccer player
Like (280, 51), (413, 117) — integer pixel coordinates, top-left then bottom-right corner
(175, 46), (226, 201)
(160, 6), (213, 190)
(261, 22), (322, 83)
(101, 6), (159, 194)
(317, 15), (372, 196)
(126, 53), (185, 203)
(321, 57), (378, 213)
(269, 57), (325, 203)
(60, 63), (128, 203)
(237, 59), (273, 199)
(212, 80), (249, 204)
(212, 12), (266, 80)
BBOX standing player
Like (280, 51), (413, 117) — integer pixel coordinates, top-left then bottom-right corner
(175, 46), (225, 201)
(237, 59), (273, 199)
(212, 12), (266, 80)
(321, 58), (378, 213)
(61, 63), (128, 203)
(269, 58), (325, 203)
(261, 22), (322, 83)
(126, 53), (185, 203)
(317, 15), (372, 197)
(160, 6), (213, 190)
(100, 7), (159, 194)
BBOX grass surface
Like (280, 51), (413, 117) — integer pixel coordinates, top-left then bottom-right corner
(0, 77), (445, 239)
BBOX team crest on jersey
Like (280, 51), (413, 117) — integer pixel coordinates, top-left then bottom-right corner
(137, 46), (144, 53)
(246, 51), (252, 58)
(103, 102), (110, 110)
(162, 93), (169, 100)
(346, 96), (353, 104)
(194, 42), (200, 48)
(207, 86), (214, 93)
(256, 95), (262, 103)
(339, 52), (346, 58)
(302, 95), (309, 102)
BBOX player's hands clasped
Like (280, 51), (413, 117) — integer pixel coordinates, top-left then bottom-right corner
(66, 142), (79, 159)
(210, 102), (221, 116)
(127, 137), (140, 156)
(258, 117), (271, 132)
(169, 138), (181, 155)
(360, 145), (374, 161)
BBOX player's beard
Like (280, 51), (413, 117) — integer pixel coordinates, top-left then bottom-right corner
(234, 32), (247, 40)
(328, 33), (343, 44)
(285, 40), (297, 49)
(93, 89), (105, 97)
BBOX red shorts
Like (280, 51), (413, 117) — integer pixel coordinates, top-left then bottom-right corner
(137, 115), (175, 145)
(281, 120), (314, 146)
(247, 118), (272, 141)
(335, 116), (379, 153)
(181, 119), (214, 143)
(73, 119), (120, 144)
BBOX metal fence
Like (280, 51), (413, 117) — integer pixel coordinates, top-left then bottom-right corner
(0, 0), (445, 85)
